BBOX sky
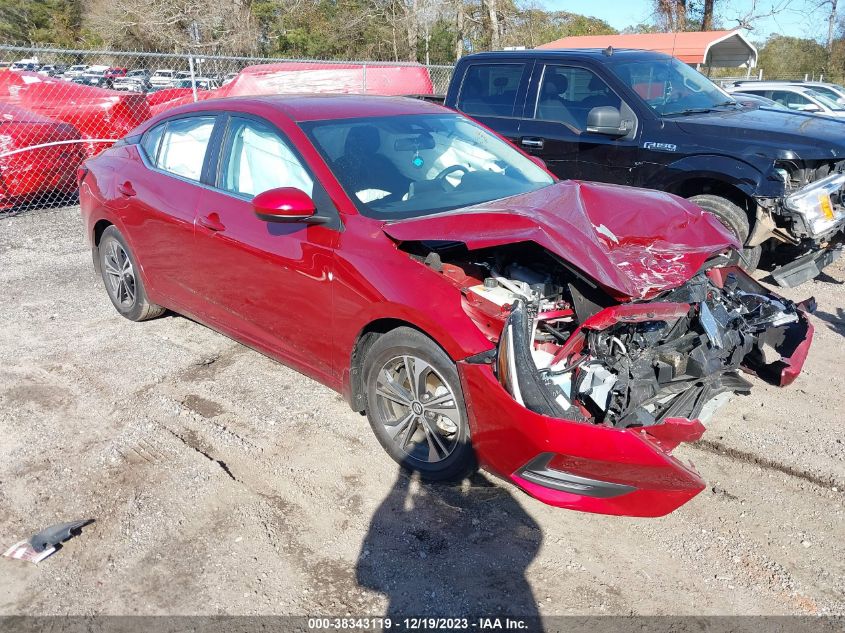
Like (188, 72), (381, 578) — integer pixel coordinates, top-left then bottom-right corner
(539, 0), (828, 43)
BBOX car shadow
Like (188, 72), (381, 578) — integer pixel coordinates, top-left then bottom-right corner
(813, 307), (845, 337)
(356, 469), (543, 627)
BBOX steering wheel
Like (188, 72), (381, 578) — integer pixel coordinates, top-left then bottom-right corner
(434, 165), (469, 191)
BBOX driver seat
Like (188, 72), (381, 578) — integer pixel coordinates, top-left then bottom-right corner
(333, 126), (410, 200)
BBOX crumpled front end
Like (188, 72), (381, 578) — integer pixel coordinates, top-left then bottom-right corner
(398, 237), (813, 516)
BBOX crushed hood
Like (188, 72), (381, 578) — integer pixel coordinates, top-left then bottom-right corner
(382, 180), (738, 300)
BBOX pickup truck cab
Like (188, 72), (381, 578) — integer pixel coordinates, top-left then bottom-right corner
(443, 49), (845, 285)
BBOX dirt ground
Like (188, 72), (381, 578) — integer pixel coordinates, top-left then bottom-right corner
(0, 204), (843, 618)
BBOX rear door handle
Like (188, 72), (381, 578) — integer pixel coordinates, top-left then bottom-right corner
(520, 137), (545, 149)
(117, 181), (136, 197)
(198, 212), (226, 232)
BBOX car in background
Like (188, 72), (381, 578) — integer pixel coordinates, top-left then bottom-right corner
(729, 91), (790, 110)
(173, 77), (220, 90)
(113, 69), (152, 92)
(0, 103), (84, 209)
(726, 82), (845, 118)
(62, 64), (90, 80)
(104, 67), (128, 81)
(79, 95), (813, 517)
(76, 65), (114, 88)
(37, 64), (66, 77)
(149, 69), (177, 88)
(439, 50), (845, 286)
(733, 79), (845, 106)
(10, 59), (39, 72)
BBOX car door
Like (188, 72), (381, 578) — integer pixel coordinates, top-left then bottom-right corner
(517, 63), (639, 184)
(191, 114), (340, 379)
(453, 61), (533, 144)
(118, 114), (217, 308)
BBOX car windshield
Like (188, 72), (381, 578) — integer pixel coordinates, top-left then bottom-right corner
(301, 113), (554, 219)
(805, 89), (845, 111)
(608, 57), (735, 116)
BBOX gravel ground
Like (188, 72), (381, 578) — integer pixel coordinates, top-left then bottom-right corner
(0, 204), (843, 617)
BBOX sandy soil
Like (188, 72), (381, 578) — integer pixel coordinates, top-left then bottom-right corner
(0, 205), (843, 617)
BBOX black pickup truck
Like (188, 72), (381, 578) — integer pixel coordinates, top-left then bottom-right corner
(438, 49), (845, 286)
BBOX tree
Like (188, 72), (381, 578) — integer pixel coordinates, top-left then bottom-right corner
(0, 0), (86, 46)
(757, 34), (827, 77)
(702, 0), (715, 29)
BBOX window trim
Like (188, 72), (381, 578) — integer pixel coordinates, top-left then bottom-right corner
(137, 112), (219, 187)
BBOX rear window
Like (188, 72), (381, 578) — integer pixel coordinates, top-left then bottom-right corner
(457, 63), (525, 117)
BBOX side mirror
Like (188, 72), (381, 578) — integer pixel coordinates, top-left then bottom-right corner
(802, 104), (822, 112)
(586, 106), (628, 137)
(253, 187), (323, 223)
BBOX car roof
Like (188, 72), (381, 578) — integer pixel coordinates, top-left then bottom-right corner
(735, 83), (814, 92)
(151, 94), (449, 123)
(462, 49), (673, 62)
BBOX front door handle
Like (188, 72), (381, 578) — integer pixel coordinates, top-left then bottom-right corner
(117, 181), (136, 197)
(198, 212), (226, 232)
(520, 137), (545, 149)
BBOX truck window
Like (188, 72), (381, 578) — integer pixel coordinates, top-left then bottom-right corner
(457, 64), (525, 117)
(534, 65), (622, 131)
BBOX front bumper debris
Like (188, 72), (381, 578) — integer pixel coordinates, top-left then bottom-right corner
(770, 243), (843, 288)
(458, 266), (814, 517)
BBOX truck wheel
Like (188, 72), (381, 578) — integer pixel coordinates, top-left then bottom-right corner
(363, 327), (476, 482)
(689, 194), (762, 272)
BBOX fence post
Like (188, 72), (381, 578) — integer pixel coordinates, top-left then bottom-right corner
(188, 54), (198, 102)
(362, 63), (367, 94)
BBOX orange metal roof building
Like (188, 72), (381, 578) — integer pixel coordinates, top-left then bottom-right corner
(536, 30), (757, 67)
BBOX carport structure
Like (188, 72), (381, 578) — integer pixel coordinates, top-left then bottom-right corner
(536, 30), (758, 70)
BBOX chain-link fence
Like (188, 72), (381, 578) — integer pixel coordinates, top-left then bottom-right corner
(0, 43), (455, 213)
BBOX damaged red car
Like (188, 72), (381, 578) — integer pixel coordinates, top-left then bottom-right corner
(79, 96), (814, 517)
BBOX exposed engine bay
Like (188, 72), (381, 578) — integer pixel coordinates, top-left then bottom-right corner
(408, 241), (812, 428)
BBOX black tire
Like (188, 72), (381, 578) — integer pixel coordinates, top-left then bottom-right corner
(689, 194), (762, 272)
(98, 226), (165, 322)
(363, 327), (476, 482)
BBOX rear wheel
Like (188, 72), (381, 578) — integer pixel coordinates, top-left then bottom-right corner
(363, 327), (476, 481)
(98, 226), (164, 321)
(689, 194), (762, 272)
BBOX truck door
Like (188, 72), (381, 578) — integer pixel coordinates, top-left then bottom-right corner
(517, 63), (639, 185)
(451, 61), (533, 145)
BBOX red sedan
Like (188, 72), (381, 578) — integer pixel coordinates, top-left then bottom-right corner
(79, 95), (813, 517)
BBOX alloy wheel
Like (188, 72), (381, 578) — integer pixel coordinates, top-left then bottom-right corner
(103, 240), (136, 308)
(374, 354), (461, 464)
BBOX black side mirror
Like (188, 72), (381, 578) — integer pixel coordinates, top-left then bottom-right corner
(586, 106), (628, 137)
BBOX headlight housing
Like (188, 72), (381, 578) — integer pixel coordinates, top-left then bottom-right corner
(783, 172), (845, 237)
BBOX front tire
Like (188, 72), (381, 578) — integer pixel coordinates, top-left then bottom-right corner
(363, 327), (476, 482)
(689, 194), (762, 272)
(98, 226), (164, 322)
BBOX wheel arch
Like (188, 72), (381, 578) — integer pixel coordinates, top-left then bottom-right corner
(669, 177), (758, 221)
(345, 317), (457, 413)
(91, 219), (114, 274)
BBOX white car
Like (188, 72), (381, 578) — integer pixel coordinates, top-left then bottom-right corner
(149, 69), (177, 88)
(728, 83), (845, 118)
(10, 58), (39, 72)
(173, 77), (219, 90)
(63, 64), (90, 79)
